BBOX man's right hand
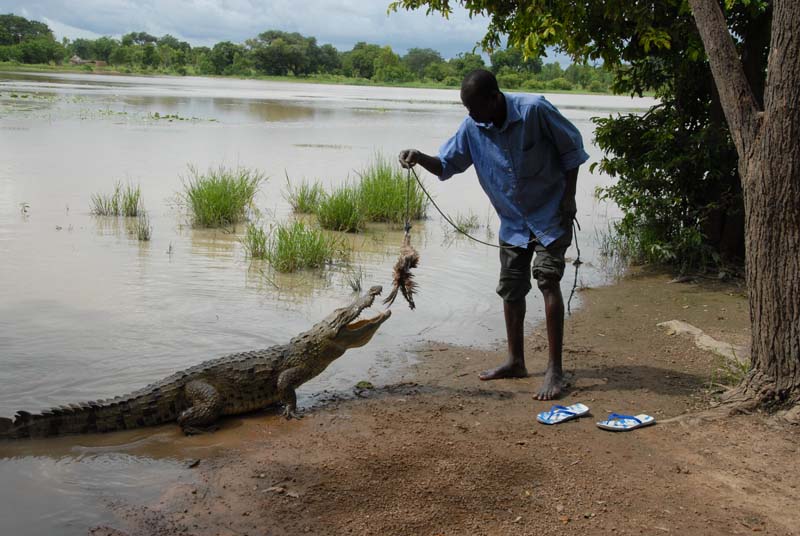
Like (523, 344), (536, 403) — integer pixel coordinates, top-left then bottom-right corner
(398, 149), (444, 176)
(398, 149), (420, 169)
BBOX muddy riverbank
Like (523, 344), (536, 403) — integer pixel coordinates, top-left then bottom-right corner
(93, 269), (799, 536)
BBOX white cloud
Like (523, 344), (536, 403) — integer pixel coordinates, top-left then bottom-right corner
(1, 0), (492, 58)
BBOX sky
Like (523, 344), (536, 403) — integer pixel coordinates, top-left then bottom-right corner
(1, 0), (499, 59)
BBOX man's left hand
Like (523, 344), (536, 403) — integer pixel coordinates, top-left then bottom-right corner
(560, 195), (577, 228)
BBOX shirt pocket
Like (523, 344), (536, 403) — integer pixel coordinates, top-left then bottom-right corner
(517, 144), (546, 179)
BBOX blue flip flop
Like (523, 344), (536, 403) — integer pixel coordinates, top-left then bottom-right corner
(596, 413), (655, 431)
(536, 403), (590, 425)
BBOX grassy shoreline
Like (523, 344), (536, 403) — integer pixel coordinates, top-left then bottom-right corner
(0, 61), (632, 96)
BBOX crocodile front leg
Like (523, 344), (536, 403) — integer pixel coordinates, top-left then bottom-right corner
(277, 366), (308, 420)
(177, 379), (224, 434)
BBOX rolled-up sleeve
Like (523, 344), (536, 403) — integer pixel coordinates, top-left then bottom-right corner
(537, 97), (589, 171)
(437, 119), (473, 181)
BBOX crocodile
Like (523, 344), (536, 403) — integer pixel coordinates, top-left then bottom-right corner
(0, 286), (390, 439)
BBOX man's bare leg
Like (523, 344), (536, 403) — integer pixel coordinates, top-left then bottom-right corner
(479, 298), (529, 380)
(535, 281), (566, 400)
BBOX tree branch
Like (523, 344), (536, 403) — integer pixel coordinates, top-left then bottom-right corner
(688, 0), (762, 159)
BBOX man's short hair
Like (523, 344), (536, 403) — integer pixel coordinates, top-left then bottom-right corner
(461, 69), (500, 99)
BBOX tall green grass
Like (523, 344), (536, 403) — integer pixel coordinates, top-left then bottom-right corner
(241, 222), (269, 259)
(316, 183), (365, 232)
(121, 184), (141, 217)
(263, 220), (349, 272)
(132, 211), (151, 241)
(356, 154), (427, 224)
(91, 182), (142, 217)
(183, 165), (265, 227)
(285, 176), (325, 213)
(91, 183), (121, 216)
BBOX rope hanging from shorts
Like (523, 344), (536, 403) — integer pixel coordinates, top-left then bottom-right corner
(567, 218), (582, 316)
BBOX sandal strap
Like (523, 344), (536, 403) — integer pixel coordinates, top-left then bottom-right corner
(607, 413), (641, 424)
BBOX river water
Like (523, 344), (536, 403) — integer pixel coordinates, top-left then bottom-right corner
(0, 71), (655, 534)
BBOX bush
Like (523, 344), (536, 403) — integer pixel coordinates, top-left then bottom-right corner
(593, 96), (741, 272)
(546, 77), (574, 91)
(0, 45), (22, 62)
(19, 38), (64, 64)
(496, 72), (525, 89)
(588, 80), (606, 93)
(521, 79), (546, 91)
(183, 164), (265, 227)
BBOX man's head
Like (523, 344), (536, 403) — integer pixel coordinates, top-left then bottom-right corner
(460, 69), (504, 126)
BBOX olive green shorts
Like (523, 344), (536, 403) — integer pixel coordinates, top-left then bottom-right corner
(496, 230), (572, 302)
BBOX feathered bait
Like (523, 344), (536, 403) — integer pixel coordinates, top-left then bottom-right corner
(383, 228), (419, 310)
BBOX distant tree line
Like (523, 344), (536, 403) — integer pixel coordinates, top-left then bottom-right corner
(0, 13), (612, 92)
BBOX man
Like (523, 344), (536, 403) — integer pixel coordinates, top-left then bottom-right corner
(399, 69), (588, 400)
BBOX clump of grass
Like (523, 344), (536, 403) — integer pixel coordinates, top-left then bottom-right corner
(132, 211), (151, 241)
(711, 353), (750, 388)
(316, 183), (365, 232)
(285, 176), (325, 213)
(91, 182), (143, 217)
(453, 211), (481, 234)
(264, 220), (348, 272)
(183, 164), (265, 227)
(356, 153), (427, 224)
(241, 222), (269, 259)
(121, 184), (142, 217)
(91, 183), (122, 215)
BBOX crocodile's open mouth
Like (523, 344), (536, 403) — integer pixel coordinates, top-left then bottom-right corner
(342, 285), (387, 331)
(345, 309), (392, 331)
(337, 298), (391, 348)
(327, 285), (390, 348)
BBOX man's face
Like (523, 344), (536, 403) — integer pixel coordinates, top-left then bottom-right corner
(460, 89), (495, 124)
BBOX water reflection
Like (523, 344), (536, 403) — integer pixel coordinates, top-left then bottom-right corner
(0, 453), (187, 536)
(188, 226), (239, 259)
(242, 99), (320, 122)
(0, 424), (230, 536)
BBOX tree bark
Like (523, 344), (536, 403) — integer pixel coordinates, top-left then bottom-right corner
(690, 0), (800, 406)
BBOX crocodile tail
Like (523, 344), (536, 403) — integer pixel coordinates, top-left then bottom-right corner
(0, 391), (178, 440)
(0, 403), (108, 439)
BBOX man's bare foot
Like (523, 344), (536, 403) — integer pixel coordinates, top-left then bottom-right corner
(479, 362), (528, 381)
(534, 369), (566, 400)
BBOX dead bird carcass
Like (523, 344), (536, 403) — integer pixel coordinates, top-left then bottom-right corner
(384, 228), (420, 310)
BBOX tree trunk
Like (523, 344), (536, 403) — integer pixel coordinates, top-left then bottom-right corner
(689, 0), (800, 407)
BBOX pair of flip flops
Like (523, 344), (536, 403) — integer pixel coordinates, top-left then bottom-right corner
(536, 403), (655, 431)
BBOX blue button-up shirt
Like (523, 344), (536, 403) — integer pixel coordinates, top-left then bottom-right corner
(438, 93), (589, 247)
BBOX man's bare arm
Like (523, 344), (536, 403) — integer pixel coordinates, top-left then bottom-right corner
(399, 149), (443, 177)
(560, 167), (579, 227)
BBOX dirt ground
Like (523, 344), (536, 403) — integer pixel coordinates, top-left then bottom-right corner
(97, 270), (799, 536)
